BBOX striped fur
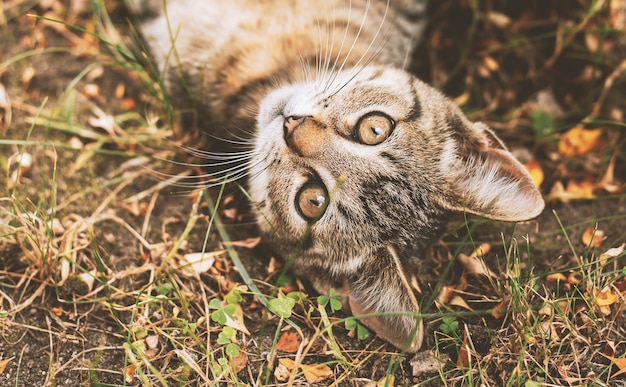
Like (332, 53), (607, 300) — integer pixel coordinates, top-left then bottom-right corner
(131, 0), (544, 352)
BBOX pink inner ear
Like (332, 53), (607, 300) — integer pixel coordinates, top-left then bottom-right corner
(444, 122), (545, 221)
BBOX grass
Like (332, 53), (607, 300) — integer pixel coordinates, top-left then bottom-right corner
(1, 0), (625, 385)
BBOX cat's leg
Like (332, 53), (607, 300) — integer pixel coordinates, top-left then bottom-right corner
(343, 245), (423, 352)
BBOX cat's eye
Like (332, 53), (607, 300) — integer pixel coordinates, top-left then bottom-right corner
(355, 113), (394, 145)
(295, 181), (329, 221)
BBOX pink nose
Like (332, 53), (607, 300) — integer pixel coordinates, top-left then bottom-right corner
(283, 115), (306, 139)
(282, 116), (327, 157)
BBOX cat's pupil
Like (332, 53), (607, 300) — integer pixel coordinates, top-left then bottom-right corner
(355, 113), (394, 145)
(295, 182), (329, 221)
(371, 126), (383, 137)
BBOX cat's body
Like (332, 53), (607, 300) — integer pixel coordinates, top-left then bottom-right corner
(130, 0), (544, 352)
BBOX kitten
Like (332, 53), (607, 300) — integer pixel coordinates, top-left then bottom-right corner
(129, 0), (544, 352)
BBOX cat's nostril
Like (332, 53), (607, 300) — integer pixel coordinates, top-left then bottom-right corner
(283, 115), (306, 139)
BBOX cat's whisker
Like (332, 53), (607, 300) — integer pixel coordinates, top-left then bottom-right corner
(325, 0), (354, 91)
(328, 0), (394, 96)
(325, 0), (371, 92)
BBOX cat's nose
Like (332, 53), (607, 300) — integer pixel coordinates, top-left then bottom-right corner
(283, 115), (306, 139)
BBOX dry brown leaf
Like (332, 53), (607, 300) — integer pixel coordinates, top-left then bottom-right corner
(604, 340), (616, 357)
(231, 351), (248, 373)
(491, 299), (508, 319)
(145, 335), (159, 350)
(222, 237), (261, 249)
(277, 358), (333, 383)
(125, 364), (135, 384)
(599, 244), (625, 266)
(449, 295), (473, 311)
(301, 362), (334, 384)
(598, 151), (621, 194)
(22, 66), (36, 86)
(596, 288), (619, 307)
(274, 359), (291, 382)
(610, 0), (626, 29)
(181, 251), (223, 276)
(524, 159), (544, 188)
(558, 126), (603, 157)
(278, 357), (295, 370)
(225, 304), (250, 335)
(550, 179), (596, 200)
(0, 82), (11, 135)
(457, 252), (497, 278)
(437, 285), (456, 305)
(456, 331), (471, 369)
(483, 56), (499, 72)
(615, 279), (626, 293)
(602, 353), (626, 378)
(486, 11), (512, 28)
(546, 273), (568, 283)
(0, 358), (11, 375)
(276, 331), (301, 353)
(581, 227), (606, 248)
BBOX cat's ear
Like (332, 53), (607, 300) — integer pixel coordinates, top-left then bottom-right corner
(441, 119), (544, 221)
(341, 246), (423, 352)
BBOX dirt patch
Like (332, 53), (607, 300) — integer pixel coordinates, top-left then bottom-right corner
(1, 0), (625, 386)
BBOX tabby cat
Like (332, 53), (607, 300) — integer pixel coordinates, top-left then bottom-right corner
(129, 0), (544, 352)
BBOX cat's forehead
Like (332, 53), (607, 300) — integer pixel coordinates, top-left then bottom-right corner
(288, 66), (416, 120)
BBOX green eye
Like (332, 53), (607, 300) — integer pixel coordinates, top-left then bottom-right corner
(295, 181), (329, 221)
(355, 113), (394, 145)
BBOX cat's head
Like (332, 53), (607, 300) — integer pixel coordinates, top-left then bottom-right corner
(248, 65), (544, 350)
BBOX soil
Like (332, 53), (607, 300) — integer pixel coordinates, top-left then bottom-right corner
(1, 1), (625, 386)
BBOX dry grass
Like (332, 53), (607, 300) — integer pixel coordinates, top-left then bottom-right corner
(0, 0), (625, 386)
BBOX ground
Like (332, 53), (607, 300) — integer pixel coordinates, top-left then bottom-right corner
(1, 0), (625, 386)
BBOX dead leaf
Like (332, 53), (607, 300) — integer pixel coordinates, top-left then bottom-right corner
(486, 11), (512, 28)
(456, 331), (471, 369)
(276, 358), (333, 384)
(0, 358), (11, 375)
(301, 362), (334, 384)
(181, 251), (224, 276)
(598, 151), (621, 194)
(602, 353), (626, 378)
(449, 295), (473, 311)
(550, 179), (596, 201)
(22, 66), (36, 86)
(222, 237), (261, 249)
(524, 159), (544, 188)
(83, 83), (101, 98)
(491, 299), (509, 319)
(599, 244), (625, 266)
(145, 335), (159, 350)
(224, 304), (251, 335)
(278, 357), (295, 370)
(457, 252), (497, 278)
(125, 364), (135, 384)
(558, 126), (603, 157)
(0, 82), (12, 135)
(483, 56), (499, 72)
(610, 0), (626, 29)
(581, 227), (606, 248)
(276, 331), (301, 352)
(274, 359), (291, 382)
(604, 340), (616, 357)
(231, 350), (248, 373)
(596, 288), (619, 307)
(437, 285), (456, 305)
(546, 273), (567, 283)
